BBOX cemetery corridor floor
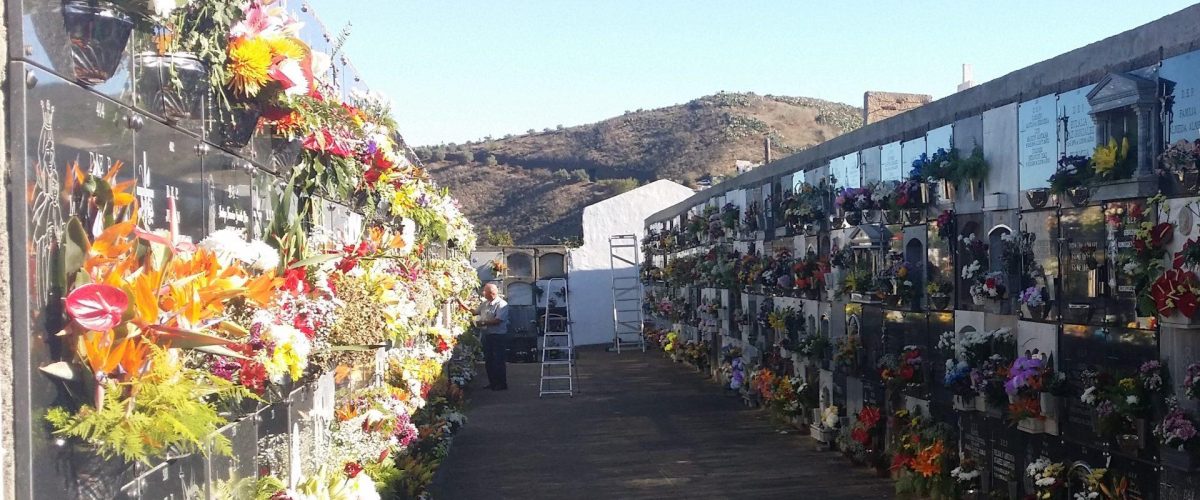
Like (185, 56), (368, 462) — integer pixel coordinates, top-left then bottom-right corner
(428, 346), (894, 500)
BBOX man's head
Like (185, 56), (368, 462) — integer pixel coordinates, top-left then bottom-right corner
(483, 283), (499, 300)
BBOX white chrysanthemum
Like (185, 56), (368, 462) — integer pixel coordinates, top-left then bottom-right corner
(1126, 395), (1138, 405)
(245, 239), (280, 272)
(199, 228), (249, 264)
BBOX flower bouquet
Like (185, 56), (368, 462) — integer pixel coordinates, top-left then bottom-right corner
(1154, 400), (1200, 470)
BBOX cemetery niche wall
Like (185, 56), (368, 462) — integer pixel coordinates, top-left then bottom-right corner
(643, 10), (1200, 499)
(7, 2), (483, 499)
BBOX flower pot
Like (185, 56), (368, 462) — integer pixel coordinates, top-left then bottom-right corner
(863, 209), (882, 224)
(1161, 446), (1200, 471)
(972, 295), (985, 306)
(1116, 434), (1140, 454)
(1026, 188), (1050, 209)
(61, 0), (134, 85)
(904, 208), (924, 225)
(1180, 171), (1200, 193)
(803, 222), (819, 236)
(1040, 393), (1060, 420)
(929, 293), (950, 311)
(1023, 303), (1046, 321)
(885, 209), (901, 224)
(953, 394), (978, 412)
(135, 52), (209, 122)
(217, 103), (262, 149)
(1017, 418), (1046, 434)
(844, 211), (862, 226)
(1068, 186), (1091, 206)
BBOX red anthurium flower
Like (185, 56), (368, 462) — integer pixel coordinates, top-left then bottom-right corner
(851, 427), (870, 445)
(1179, 288), (1200, 318)
(1152, 223), (1174, 247)
(65, 283), (129, 331)
(343, 461), (363, 478)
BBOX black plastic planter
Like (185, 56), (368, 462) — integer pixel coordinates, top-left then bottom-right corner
(218, 103), (262, 149)
(62, 0), (134, 86)
(1026, 188), (1049, 209)
(135, 52), (209, 122)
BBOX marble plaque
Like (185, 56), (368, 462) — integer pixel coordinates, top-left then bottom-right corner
(1057, 85), (1097, 158)
(1161, 50), (1200, 144)
(1018, 94), (1057, 191)
(880, 141), (903, 182)
(901, 137), (926, 180)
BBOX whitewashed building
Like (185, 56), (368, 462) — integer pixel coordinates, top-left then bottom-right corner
(568, 180), (695, 345)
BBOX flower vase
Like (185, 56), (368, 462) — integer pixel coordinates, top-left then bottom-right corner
(1068, 186), (1091, 207)
(952, 394), (978, 412)
(217, 103), (262, 149)
(1039, 393), (1060, 420)
(885, 209), (901, 224)
(1017, 418), (1046, 434)
(919, 182), (930, 205)
(1116, 434), (1140, 454)
(1180, 171), (1200, 193)
(1161, 447), (1200, 471)
(904, 208), (924, 225)
(863, 209), (881, 224)
(1024, 304), (1046, 321)
(844, 211), (862, 226)
(929, 293), (950, 311)
(135, 52), (209, 122)
(61, 1), (135, 86)
(1026, 188), (1050, 209)
(972, 295), (985, 306)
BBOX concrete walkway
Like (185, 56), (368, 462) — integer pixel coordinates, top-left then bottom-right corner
(429, 347), (894, 500)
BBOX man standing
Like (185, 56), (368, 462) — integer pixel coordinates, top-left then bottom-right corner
(474, 283), (510, 390)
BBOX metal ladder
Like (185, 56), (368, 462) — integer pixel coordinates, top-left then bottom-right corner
(539, 277), (574, 397)
(610, 235), (645, 352)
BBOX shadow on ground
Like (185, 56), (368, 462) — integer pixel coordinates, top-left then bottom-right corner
(428, 346), (894, 500)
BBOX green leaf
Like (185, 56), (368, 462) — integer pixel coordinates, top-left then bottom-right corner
(146, 325), (237, 348)
(288, 253), (339, 269)
(193, 345), (251, 360)
(63, 217), (90, 282)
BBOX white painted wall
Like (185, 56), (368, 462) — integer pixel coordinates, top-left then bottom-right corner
(569, 180), (695, 345)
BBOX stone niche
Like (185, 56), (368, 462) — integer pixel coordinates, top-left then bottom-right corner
(1084, 72), (1161, 201)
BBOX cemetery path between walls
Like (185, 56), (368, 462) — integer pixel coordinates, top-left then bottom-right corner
(429, 346), (893, 500)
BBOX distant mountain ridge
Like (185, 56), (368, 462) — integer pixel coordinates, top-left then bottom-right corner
(417, 92), (862, 244)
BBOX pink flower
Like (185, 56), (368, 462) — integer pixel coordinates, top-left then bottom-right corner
(65, 283), (128, 331)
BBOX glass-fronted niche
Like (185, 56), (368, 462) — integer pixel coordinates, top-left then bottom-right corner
(9, 62), (367, 500)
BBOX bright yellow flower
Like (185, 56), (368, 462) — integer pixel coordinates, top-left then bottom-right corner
(267, 36), (307, 60)
(227, 37), (273, 97)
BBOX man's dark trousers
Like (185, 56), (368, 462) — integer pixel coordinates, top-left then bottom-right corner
(483, 334), (508, 388)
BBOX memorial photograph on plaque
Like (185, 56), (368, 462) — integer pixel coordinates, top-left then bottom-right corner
(1059, 207), (1107, 325)
(1019, 94), (1058, 192)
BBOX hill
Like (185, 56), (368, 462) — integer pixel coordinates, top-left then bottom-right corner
(418, 92), (862, 244)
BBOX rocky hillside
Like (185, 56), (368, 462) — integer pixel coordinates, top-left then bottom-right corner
(419, 92), (862, 244)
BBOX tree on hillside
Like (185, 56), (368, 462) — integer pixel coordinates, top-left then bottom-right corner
(598, 178), (639, 195)
(570, 169), (590, 183)
(481, 227), (515, 246)
(552, 169), (571, 181)
(526, 129), (536, 135)
(485, 154), (498, 166)
(556, 124), (564, 130)
(431, 148), (447, 162)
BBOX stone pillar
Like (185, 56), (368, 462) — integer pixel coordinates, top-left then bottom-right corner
(1136, 104), (1153, 178)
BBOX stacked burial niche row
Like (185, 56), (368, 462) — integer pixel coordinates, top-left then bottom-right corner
(7, 2), (453, 499)
(642, 50), (1200, 498)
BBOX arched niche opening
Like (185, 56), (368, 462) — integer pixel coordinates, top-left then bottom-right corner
(506, 282), (535, 306)
(538, 252), (566, 279)
(506, 252), (534, 278)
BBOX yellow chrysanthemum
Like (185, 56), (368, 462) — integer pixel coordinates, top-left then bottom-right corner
(227, 37), (272, 97)
(267, 36), (307, 61)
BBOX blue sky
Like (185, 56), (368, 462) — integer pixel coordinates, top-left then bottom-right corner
(306, 0), (1197, 146)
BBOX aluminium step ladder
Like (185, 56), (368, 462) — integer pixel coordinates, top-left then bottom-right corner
(610, 234), (645, 352)
(539, 277), (575, 396)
